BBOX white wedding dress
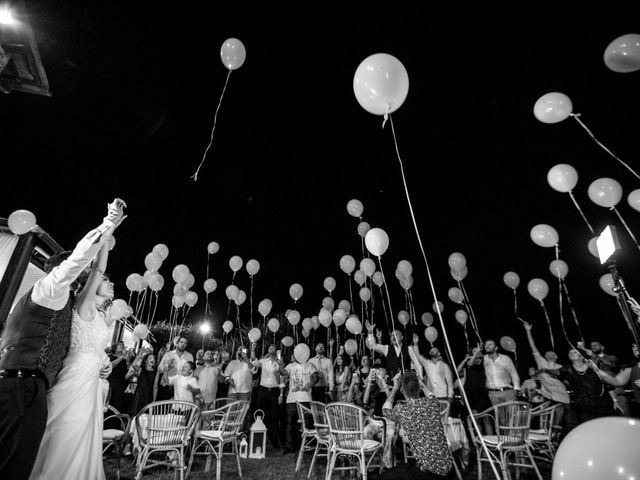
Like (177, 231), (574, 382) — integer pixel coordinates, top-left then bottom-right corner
(30, 309), (111, 480)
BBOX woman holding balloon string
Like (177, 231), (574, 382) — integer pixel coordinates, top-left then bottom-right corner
(540, 347), (615, 436)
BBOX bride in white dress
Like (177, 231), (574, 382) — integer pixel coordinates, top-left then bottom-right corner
(30, 218), (121, 480)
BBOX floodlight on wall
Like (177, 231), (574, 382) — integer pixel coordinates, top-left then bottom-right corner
(0, 1), (51, 96)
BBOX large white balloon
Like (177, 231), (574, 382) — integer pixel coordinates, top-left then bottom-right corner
(365, 228), (389, 256)
(353, 53), (409, 116)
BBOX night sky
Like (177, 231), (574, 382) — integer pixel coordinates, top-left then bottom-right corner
(2, 2), (640, 368)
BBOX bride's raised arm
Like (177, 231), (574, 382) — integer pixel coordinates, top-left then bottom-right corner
(76, 199), (127, 321)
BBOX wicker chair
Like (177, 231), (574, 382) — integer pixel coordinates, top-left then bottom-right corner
(307, 401), (332, 479)
(133, 400), (200, 480)
(529, 402), (561, 463)
(103, 405), (131, 480)
(294, 401), (318, 472)
(467, 400), (542, 480)
(186, 400), (250, 480)
(325, 402), (383, 480)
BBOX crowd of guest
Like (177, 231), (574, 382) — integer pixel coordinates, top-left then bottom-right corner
(102, 318), (640, 479)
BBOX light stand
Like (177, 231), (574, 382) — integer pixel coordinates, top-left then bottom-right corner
(597, 225), (640, 347)
(608, 262), (640, 348)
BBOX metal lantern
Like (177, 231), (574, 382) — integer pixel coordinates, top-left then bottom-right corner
(239, 434), (248, 459)
(249, 409), (267, 459)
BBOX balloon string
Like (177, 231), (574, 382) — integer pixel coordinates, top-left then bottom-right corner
(611, 206), (640, 253)
(554, 243), (560, 262)
(570, 113), (640, 181)
(388, 115), (502, 480)
(250, 276), (254, 329)
(568, 191), (595, 235)
(347, 274), (354, 314)
(191, 69), (232, 181)
(561, 281), (585, 343)
(149, 291), (159, 327)
(459, 280), (483, 345)
(462, 322), (470, 354)
(539, 300), (555, 351)
(378, 285), (391, 333)
(513, 288), (525, 323)
(377, 258), (402, 373)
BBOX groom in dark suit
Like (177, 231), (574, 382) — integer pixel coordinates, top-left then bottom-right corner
(0, 198), (126, 480)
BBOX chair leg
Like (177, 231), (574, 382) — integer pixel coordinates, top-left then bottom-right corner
(308, 442), (320, 478)
(234, 439), (242, 477)
(476, 447), (483, 480)
(360, 453), (367, 480)
(526, 448), (543, 480)
(216, 443), (223, 480)
(295, 434), (306, 471)
(325, 449), (337, 480)
(186, 442), (197, 479)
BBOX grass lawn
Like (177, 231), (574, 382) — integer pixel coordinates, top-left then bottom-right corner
(104, 442), (552, 479)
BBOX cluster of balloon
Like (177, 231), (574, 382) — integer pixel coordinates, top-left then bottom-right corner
(293, 343), (310, 363)
(353, 53), (409, 124)
(552, 416), (640, 480)
(527, 278), (555, 350)
(191, 38), (246, 181)
(396, 259), (414, 308)
(547, 164), (595, 235)
(170, 264), (198, 308)
(603, 33), (640, 73)
(225, 284), (246, 306)
(7, 209), (36, 235)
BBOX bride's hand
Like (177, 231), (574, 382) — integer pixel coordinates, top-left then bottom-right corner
(99, 363), (112, 379)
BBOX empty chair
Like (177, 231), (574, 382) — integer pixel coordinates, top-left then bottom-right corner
(467, 400), (542, 480)
(103, 405), (131, 480)
(186, 400), (250, 480)
(133, 400), (200, 480)
(325, 402), (383, 480)
(307, 400), (332, 478)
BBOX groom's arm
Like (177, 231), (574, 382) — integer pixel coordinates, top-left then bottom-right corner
(33, 199), (126, 310)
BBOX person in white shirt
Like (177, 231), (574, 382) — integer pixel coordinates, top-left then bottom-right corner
(158, 336), (194, 399)
(223, 346), (257, 402)
(195, 350), (224, 409)
(282, 357), (317, 454)
(251, 343), (287, 451)
(483, 339), (520, 404)
(309, 342), (334, 403)
(168, 361), (200, 404)
(408, 335), (454, 403)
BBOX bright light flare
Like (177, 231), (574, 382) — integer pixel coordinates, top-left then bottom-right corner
(199, 322), (211, 334)
(0, 7), (17, 26)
